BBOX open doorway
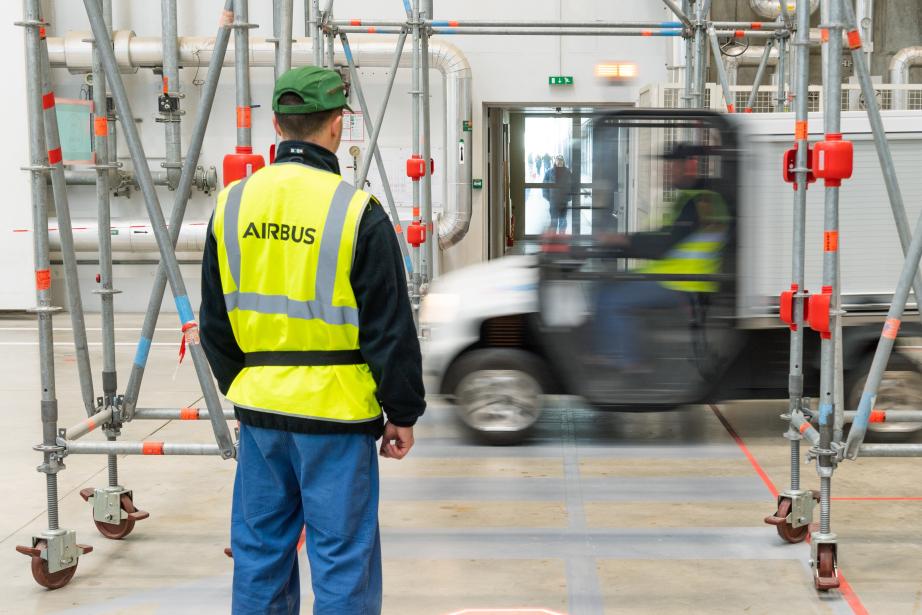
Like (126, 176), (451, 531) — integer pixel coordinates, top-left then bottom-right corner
(486, 105), (633, 258)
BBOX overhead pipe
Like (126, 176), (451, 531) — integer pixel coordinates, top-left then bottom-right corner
(48, 219), (209, 254)
(889, 47), (922, 110)
(748, 0), (819, 19)
(47, 32), (474, 248)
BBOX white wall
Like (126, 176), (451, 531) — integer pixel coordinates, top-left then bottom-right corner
(7, 0), (673, 311)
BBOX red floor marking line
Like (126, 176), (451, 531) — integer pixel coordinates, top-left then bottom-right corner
(708, 404), (869, 615)
(708, 404), (779, 498)
(838, 578), (869, 615)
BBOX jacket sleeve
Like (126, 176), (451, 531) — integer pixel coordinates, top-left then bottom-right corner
(198, 215), (245, 395)
(351, 198), (426, 427)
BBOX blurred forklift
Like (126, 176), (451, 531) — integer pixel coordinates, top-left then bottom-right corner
(421, 109), (922, 444)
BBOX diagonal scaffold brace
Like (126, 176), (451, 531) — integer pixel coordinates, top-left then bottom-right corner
(80, 0), (237, 461)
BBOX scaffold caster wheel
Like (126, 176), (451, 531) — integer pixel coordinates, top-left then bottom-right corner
(15, 540), (92, 590)
(764, 491), (820, 544)
(814, 542), (840, 591)
(80, 488), (150, 540)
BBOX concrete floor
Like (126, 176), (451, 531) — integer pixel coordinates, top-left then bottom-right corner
(1, 315), (921, 614)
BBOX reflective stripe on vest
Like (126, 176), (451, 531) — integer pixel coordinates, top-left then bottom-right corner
(639, 190), (728, 293)
(221, 178), (359, 327)
(212, 164), (381, 424)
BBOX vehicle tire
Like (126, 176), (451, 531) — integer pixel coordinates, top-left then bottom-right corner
(444, 348), (552, 445)
(846, 351), (922, 439)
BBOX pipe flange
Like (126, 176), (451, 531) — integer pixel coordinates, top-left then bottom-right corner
(86, 163), (122, 171)
(230, 22), (259, 30)
(33, 442), (65, 454)
(91, 288), (123, 296)
(113, 30), (139, 74)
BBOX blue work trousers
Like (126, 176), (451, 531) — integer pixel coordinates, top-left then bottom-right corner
(594, 281), (685, 366)
(231, 422), (382, 615)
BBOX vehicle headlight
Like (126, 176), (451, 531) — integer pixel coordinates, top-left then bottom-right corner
(420, 292), (461, 325)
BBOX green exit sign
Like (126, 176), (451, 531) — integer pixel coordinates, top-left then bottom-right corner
(549, 75), (574, 86)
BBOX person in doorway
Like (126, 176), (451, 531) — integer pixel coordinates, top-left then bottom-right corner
(594, 143), (728, 369)
(542, 154), (573, 234)
(199, 65), (425, 614)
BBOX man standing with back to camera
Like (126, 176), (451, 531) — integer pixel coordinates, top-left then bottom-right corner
(200, 65), (425, 614)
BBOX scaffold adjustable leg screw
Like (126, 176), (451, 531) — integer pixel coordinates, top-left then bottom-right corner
(79, 488), (149, 540)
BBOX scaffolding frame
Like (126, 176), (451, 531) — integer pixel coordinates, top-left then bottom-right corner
(14, 0), (922, 595)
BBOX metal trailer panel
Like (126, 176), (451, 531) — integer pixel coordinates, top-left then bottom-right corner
(735, 111), (922, 321)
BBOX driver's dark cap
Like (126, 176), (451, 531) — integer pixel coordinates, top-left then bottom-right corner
(661, 143), (707, 160)
(272, 66), (352, 114)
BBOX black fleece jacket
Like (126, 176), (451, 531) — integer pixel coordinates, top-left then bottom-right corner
(199, 140), (425, 437)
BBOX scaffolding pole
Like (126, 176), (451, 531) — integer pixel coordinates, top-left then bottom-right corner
(83, 0), (236, 460)
(339, 31), (414, 272)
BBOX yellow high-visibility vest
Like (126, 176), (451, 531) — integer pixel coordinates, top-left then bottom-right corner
(640, 189), (729, 293)
(212, 163), (381, 424)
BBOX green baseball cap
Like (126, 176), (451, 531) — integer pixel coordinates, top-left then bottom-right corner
(272, 66), (352, 114)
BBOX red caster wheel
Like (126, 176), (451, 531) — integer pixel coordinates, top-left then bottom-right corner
(15, 539), (93, 590)
(814, 542), (840, 591)
(80, 488), (150, 540)
(765, 492), (819, 544)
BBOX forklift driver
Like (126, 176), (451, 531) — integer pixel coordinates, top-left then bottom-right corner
(593, 143), (729, 370)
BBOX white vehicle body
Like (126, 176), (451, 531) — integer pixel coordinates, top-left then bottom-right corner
(421, 111), (922, 399)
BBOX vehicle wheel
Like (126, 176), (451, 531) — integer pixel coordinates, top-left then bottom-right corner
(444, 349), (551, 445)
(847, 352), (922, 438)
(15, 540), (81, 590)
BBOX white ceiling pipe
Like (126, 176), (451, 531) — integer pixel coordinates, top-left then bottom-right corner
(46, 32), (474, 249)
(890, 47), (922, 110)
(48, 220), (209, 254)
(749, 0), (818, 19)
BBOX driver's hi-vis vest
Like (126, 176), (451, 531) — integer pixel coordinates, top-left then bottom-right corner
(640, 189), (729, 293)
(213, 163), (381, 424)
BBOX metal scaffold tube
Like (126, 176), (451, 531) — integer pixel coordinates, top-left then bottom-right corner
(788, 0), (811, 497)
(122, 0), (236, 424)
(82, 0), (236, 459)
(64, 441), (223, 456)
(336, 19), (688, 29)
(161, 0), (182, 190)
(234, 0), (253, 150)
(744, 37), (775, 112)
(91, 0), (121, 488)
(310, 0), (322, 66)
(410, 0), (422, 307)
(708, 27), (736, 112)
(274, 0), (294, 77)
(131, 407), (236, 421)
(420, 1), (434, 282)
(20, 0), (64, 536)
(339, 31), (413, 272)
(809, 0), (843, 590)
(693, 0), (711, 108)
(37, 17), (97, 419)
